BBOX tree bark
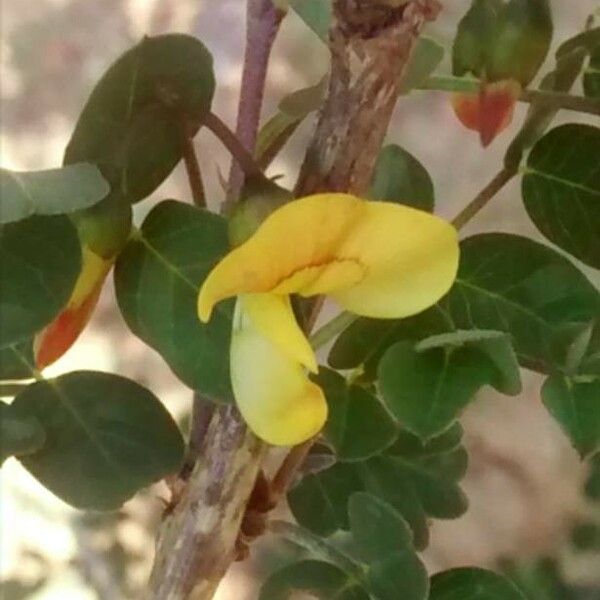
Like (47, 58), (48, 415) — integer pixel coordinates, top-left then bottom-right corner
(147, 2), (440, 598)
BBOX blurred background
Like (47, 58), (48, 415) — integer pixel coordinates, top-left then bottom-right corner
(1, 1), (599, 598)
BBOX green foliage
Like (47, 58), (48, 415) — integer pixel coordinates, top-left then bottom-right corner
(9, 371), (184, 509)
(317, 368), (397, 461)
(0, 215), (81, 348)
(542, 375), (600, 458)
(453, 0), (552, 85)
(400, 38), (445, 94)
(0, 401), (46, 464)
(288, 424), (468, 551)
(263, 493), (427, 600)
(348, 493), (429, 600)
(290, 0), (331, 41)
(331, 233), (600, 376)
(260, 560), (369, 600)
(369, 145), (434, 212)
(504, 26), (593, 169)
(255, 78), (326, 168)
(379, 330), (520, 440)
(522, 124), (600, 269)
(65, 34), (214, 206)
(430, 567), (527, 600)
(584, 43), (600, 98)
(115, 200), (234, 402)
(0, 164), (108, 224)
(0, 341), (35, 380)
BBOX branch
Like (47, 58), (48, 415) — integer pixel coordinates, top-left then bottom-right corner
(271, 0), (442, 518)
(419, 75), (600, 117)
(227, 0), (285, 203)
(204, 112), (265, 182)
(148, 2), (441, 598)
(451, 167), (516, 230)
(180, 120), (206, 207)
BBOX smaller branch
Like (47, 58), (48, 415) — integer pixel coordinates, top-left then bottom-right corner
(310, 311), (358, 351)
(451, 167), (516, 230)
(204, 112), (265, 183)
(270, 438), (315, 502)
(520, 89), (600, 117)
(228, 0), (285, 202)
(180, 122), (205, 208)
(420, 76), (600, 116)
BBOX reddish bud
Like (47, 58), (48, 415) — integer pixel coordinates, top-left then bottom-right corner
(452, 79), (521, 147)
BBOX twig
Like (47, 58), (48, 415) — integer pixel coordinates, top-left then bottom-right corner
(227, 0), (285, 203)
(204, 112), (264, 182)
(451, 167), (516, 230)
(420, 75), (600, 117)
(180, 121), (205, 207)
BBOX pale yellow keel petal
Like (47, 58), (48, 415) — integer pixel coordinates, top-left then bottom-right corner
(331, 202), (459, 318)
(241, 293), (317, 373)
(231, 300), (326, 446)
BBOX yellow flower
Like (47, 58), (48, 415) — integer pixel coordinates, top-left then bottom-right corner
(198, 194), (459, 445)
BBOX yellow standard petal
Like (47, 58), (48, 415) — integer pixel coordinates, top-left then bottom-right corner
(198, 194), (459, 321)
(230, 299), (326, 445)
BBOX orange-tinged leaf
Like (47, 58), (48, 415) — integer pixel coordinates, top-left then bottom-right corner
(34, 248), (111, 368)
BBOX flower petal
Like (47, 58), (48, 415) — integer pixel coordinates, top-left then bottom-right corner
(231, 299), (327, 445)
(241, 293), (317, 373)
(330, 201), (459, 318)
(198, 194), (458, 321)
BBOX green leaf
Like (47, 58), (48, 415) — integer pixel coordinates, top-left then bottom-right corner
(453, 0), (552, 86)
(488, 0), (553, 85)
(0, 164), (109, 224)
(541, 374), (600, 458)
(255, 77), (326, 168)
(260, 560), (369, 600)
(65, 34), (215, 205)
(584, 43), (600, 98)
(10, 371), (184, 509)
(400, 37), (444, 94)
(0, 400), (46, 464)
(522, 124), (600, 269)
(291, 0), (331, 41)
(369, 145), (434, 212)
(452, 0), (502, 79)
(416, 330), (522, 395)
(348, 493), (429, 600)
(379, 341), (493, 440)
(429, 567), (527, 600)
(504, 26), (590, 170)
(288, 425), (468, 551)
(114, 200), (233, 402)
(331, 234), (600, 376)
(0, 216), (81, 348)
(317, 367), (397, 461)
(0, 341), (35, 381)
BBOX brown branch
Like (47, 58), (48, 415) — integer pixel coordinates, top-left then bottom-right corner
(148, 2), (440, 599)
(262, 0), (443, 529)
(204, 112), (265, 184)
(451, 167), (516, 230)
(180, 121), (206, 208)
(227, 0), (285, 203)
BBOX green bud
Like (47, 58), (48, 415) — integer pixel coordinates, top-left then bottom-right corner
(453, 0), (553, 86)
(227, 176), (292, 247)
(488, 0), (553, 85)
(72, 192), (132, 258)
